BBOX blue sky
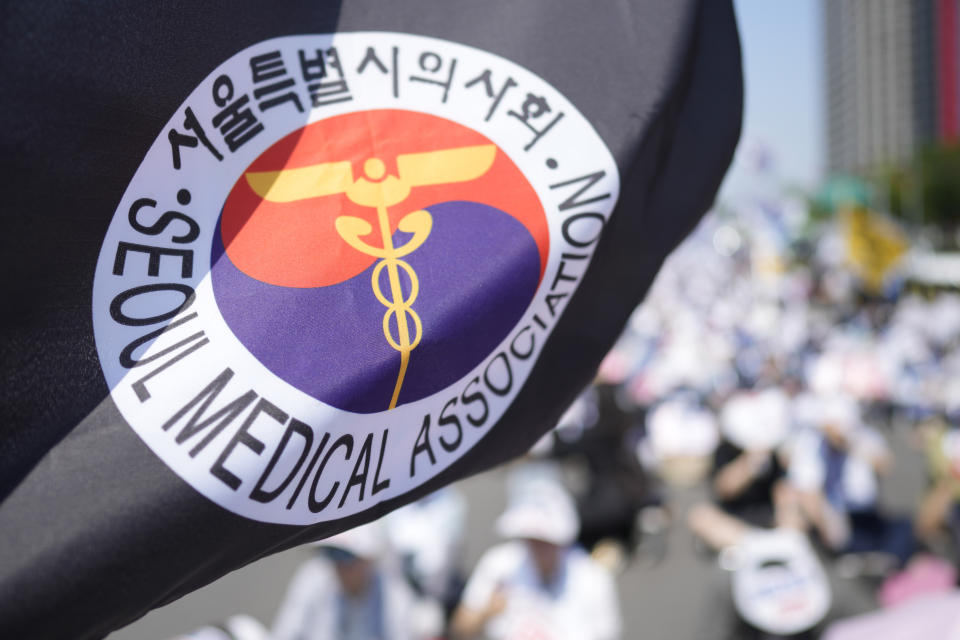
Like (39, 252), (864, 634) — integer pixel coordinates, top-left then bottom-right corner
(719, 0), (824, 202)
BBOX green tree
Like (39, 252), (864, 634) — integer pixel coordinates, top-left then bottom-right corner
(919, 144), (960, 227)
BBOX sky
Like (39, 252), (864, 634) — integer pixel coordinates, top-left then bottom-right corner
(719, 0), (825, 203)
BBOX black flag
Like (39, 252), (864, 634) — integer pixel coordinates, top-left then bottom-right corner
(0, 1), (742, 637)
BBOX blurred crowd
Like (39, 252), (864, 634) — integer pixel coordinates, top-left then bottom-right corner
(173, 198), (960, 639)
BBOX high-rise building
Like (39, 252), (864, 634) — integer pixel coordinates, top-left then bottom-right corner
(825, 0), (959, 177)
(934, 0), (960, 141)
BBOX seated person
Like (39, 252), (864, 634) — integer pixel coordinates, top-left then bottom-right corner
(688, 387), (791, 551)
(272, 522), (440, 640)
(451, 476), (621, 640)
(384, 487), (467, 616)
(786, 395), (912, 566)
(915, 423), (960, 553)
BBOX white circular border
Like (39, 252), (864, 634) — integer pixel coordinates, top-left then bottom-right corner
(93, 32), (619, 524)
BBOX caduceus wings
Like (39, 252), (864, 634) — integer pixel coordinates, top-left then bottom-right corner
(394, 144), (496, 189)
(245, 161), (355, 203)
(244, 144), (497, 203)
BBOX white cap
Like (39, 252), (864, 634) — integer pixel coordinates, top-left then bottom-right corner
(313, 521), (386, 559)
(721, 388), (790, 451)
(171, 615), (268, 640)
(496, 479), (579, 546)
(646, 399), (719, 459)
(223, 616), (268, 640)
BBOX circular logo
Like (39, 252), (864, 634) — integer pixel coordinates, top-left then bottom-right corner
(214, 109), (547, 413)
(93, 32), (619, 524)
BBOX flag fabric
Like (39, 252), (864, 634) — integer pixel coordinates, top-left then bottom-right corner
(842, 207), (909, 293)
(0, 1), (742, 637)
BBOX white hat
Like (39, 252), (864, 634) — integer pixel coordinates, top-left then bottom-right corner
(646, 399), (719, 459)
(172, 615), (268, 640)
(495, 481), (579, 546)
(313, 521), (386, 559)
(720, 388), (790, 451)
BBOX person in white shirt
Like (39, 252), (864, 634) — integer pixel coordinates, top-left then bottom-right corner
(384, 487), (466, 612)
(450, 475), (621, 640)
(271, 522), (441, 640)
(783, 395), (913, 566)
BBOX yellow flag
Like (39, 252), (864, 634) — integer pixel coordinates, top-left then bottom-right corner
(842, 207), (908, 292)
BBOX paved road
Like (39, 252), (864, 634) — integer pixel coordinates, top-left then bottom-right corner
(111, 425), (926, 639)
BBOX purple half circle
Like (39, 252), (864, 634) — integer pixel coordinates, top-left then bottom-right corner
(211, 201), (541, 414)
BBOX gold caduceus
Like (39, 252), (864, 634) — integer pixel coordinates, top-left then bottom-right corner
(245, 144), (497, 410)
